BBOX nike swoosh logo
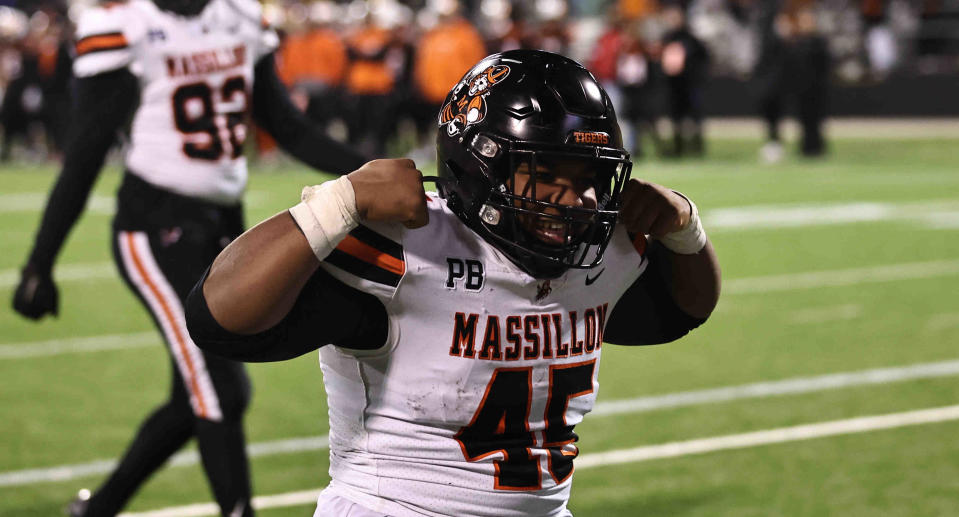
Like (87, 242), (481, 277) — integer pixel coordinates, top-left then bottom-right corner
(585, 268), (605, 286)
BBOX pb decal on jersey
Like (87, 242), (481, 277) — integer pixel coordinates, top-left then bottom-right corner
(325, 225), (405, 287)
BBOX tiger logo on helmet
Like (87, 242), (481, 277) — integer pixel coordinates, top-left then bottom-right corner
(438, 64), (510, 137)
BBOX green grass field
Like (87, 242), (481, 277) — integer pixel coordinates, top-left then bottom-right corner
(2, 135), (959, 516)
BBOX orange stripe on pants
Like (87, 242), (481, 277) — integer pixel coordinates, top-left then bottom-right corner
(124, 232), (209, 419)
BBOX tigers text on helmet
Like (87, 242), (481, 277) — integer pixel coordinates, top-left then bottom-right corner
(436, 49), (632, 279)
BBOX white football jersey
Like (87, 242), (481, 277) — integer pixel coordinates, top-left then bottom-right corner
(73, 0), (279, 204)
(317, 195), (649, 517)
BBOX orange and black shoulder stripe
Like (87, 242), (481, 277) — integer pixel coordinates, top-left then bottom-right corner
(76, 32), (128, 56)
(326, 225), (405, 287)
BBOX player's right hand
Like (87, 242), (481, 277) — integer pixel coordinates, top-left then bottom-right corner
(347, 159), (429, 229)
(12, 263), (59, 320)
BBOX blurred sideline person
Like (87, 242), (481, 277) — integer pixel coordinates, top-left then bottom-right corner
(277, 0), (348, 138)
(756, 7), (829, 161)
(344, 11), (397, 157)
(529, 0), (571, 55)
(661, 3), (709, 157)
(791, 7), (829, 157)
(0, 6), (71, 161)
(755, 8), (791, 163)
(411, 0), (486, 159)
(186, 50), (720, 517)
(11, 0), (366, 515)
(589, 8), (626, 121)
(617, 30), (663, 159)
(479, 0), (529, 53)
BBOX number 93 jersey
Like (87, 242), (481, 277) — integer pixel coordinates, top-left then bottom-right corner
(316, 195), (650, 517)
(74, 0), (279, 204)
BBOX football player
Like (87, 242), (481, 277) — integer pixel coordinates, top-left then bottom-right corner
(186, 50), (720, 516)
(11, 0), (368, 515)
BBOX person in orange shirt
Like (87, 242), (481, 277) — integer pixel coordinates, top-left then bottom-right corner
(343, 10), (400, 157)
(277, 1), (348, 134)
(410, 0), (486, 158)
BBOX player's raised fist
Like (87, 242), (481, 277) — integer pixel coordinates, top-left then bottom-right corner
(618, 178), (692, 238)
(348, 159), (429, 229)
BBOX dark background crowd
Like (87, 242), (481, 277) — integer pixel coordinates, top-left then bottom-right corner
(1, 0), (958, 164)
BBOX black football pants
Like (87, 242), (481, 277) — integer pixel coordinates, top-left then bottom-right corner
(84, 174), (253, 517)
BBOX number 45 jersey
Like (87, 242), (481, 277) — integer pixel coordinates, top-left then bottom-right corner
(317, 195), (649, 517)
(74, 0), (278, 204)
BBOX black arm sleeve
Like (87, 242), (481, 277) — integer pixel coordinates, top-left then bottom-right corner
(252, 53), (369, 175)
(27, 69), (138, 272)
(604, 242), (708, 346)
(185, 266), (389, 362)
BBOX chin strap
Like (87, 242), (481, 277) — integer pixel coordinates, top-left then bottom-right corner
(420, 176), (452, 188)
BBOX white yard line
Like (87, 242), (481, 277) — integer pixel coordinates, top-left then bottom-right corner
(576, 404), (959, 468)
(0, 193), (115, 214)
(0, 190), (266, 217)
(3, 258), (956, 360)
(0, 332), (158, 359)
(923, 212), (959, 229)
(787, 304), (862, 324)
(118, 404), (959, 516)
(0, 262), (115, 289)
(0, 436), (329, 488)
(703, 200), (959, 231)
(5, 359), (959, 488)
(924, 313), (959, 333)
(3, 257), (958, 298)
(588, 359), (959, 417)
(704, 117), (959, 139)
(3, 197), (957, 290)
(723, 259), (959, 295)
(119, 490), (324, 517)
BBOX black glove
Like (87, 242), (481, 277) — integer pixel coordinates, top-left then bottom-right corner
(12, 263), (59, 320)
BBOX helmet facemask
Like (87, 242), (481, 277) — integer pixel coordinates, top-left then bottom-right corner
(461, 133), (631, 278)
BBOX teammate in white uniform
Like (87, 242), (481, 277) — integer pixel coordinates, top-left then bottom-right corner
(12, 1), (367, 515)
(187, 50), (721, 516)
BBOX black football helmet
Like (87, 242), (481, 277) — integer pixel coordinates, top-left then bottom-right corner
(436, 49), (632, 279)
(152, 0), (211, 17)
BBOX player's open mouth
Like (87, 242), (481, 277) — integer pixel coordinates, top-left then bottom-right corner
(518, 213), (588, 246)
(530, 218), (567, 245)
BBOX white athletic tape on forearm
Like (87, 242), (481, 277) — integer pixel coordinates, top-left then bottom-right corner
(659, 192), (707, 255)
(289, 176), (359, 260)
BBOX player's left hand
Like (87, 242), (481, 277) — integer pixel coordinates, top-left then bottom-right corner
(12, 263), (59, 320)
(618, 178), (691, 238)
